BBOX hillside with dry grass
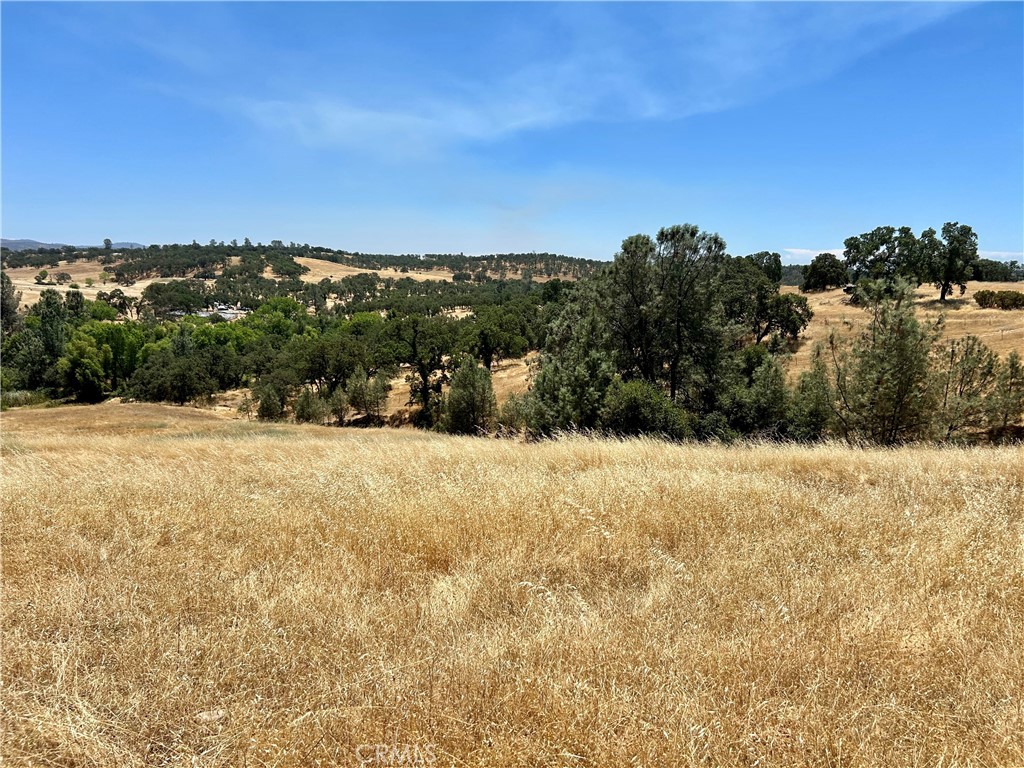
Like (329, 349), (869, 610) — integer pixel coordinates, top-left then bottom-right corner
(3, 403), (1022, 766)
(784, 282), (1024, 376)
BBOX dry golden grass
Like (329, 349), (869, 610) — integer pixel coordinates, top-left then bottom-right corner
(294, 257), (455, 284)
(2, 403), (1022, 766)
(293, 256), (578, 285)
(784, 282), (1024, 376)
(3, 262), (166, 310)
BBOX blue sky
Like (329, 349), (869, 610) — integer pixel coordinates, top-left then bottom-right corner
(2, 2), (1022, 262)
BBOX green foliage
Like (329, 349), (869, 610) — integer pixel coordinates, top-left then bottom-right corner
(346, 366), (391, 423)
(142, 279), (210, 317)
(57, 332), (108, 403)
(127, 329), (219, 405)
(1, 270), (22, 335)
(971, 258), (1023, 282)
(933, 335), (999, 439)
(801, 253), (849, 292)
(744, 251), (783, 283)
(919, 222), (979, 302)
(843, 226), (922, 285)
(987, 352), (1024, 442)
(294, 387), (330, 424)
(440, 357), (497, 435)
(823, 281), (942, 445)
(254, 382), (285, 420)
(531, 293), (616, 434)
(726, 354), (791, 438)
(496, 392), (536, 436)
(789, 354), (832, 442)
(974, 289), (1024, 310)
(328, 388), (350, 425)
(462, 304), (530, 370)
(599, 379), (692, 440)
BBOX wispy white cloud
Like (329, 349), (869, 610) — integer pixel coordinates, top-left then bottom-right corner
(227, 4), (962, 157)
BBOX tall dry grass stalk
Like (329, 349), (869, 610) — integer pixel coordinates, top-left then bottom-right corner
(2, 404), (1023, 766)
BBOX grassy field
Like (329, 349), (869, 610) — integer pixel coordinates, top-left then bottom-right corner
(783, 282), (1024, 375)
(2, 403), (1022, 766)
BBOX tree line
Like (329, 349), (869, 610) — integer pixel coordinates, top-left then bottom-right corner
(2, 222), (1022, 443)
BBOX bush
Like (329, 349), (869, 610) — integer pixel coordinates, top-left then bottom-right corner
(254, 383), (284, 420)
(329, 389), (350, 425)
(294, 387), (329, 424)
(0, 389), (51, 410)
(975, 289), (1024, 310)
(496, 392), (535, 436)
(599, 379), (692, 440)
(440, 357), (497, 435)
(346, 366), (391, 422)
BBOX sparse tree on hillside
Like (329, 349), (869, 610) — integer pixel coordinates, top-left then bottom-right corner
(919, 222), (979, 302)
(801, 253), (849, 292)
(844, 226), (921, 285)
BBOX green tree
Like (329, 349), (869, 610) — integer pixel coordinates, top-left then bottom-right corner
(933, 335), (998, 439)
(346, 365), (391, 423)
(254, 381), (285, 420)
(294, 387), (330, 424)
(35, 269), (49, 285)
(395, 315), (455, 425)
(801, 253), (849, 292)
(2, 270), (22, 335)
(789, 353), (833, 441)
(441, 356), (497, 435)
(531, 295), (616, 433)
(57, 332), (108, 402)
(843, 226), (921, 285)
(463, 305), (529, 370)
(329, 388), (351, 425)
(919, 222), (979, 302)
(745, 251), (783, 283)
(654, 224), (727, 402)
(824, 280), (941, 444)
(600, 234), (659, 382)
(36, 289), (68, 364)
(987, 351), (1024, 442)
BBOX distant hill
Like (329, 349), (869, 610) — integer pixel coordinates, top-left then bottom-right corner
(1, 239), (144, 251)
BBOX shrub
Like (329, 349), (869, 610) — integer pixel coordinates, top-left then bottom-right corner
(496, 392), (535, 436)
(329, 389), (350, 425)
(599, 379), (692, 440)
(254, 382), (284, 420)
(294, 387), (329, 424)
(975, 289), (1024, 310)
(440, 357), (497, 435)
